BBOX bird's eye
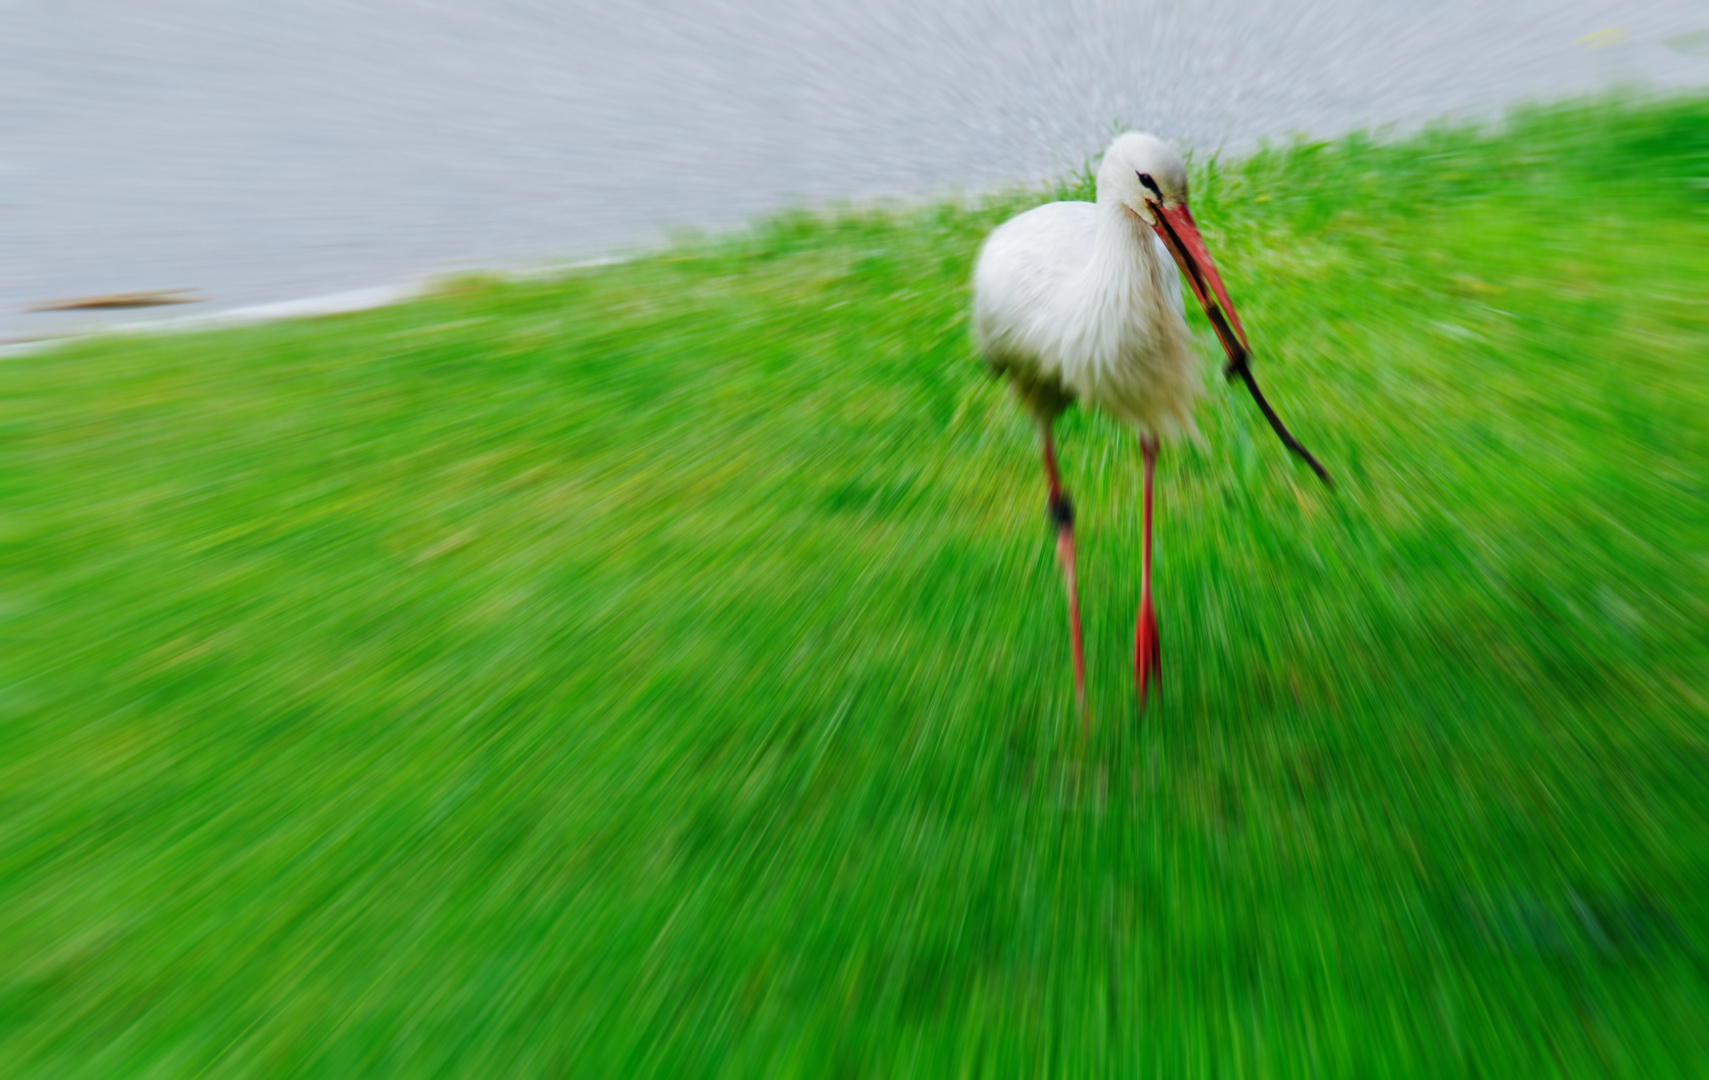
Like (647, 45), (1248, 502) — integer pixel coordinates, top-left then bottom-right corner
(1136, 172), (1163, 200)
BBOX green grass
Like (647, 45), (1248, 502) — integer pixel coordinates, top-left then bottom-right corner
(3, 94), (1708, 1077)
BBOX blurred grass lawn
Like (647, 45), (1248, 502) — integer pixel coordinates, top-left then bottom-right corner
(3, 95), (1708, 1077)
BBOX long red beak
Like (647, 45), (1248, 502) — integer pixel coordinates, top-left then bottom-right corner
(1150, 201), (1335, 488)
(1150, 202), (1250, 366)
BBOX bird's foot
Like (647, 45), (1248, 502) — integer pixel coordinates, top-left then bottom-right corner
(1134, 591), (1161, 710)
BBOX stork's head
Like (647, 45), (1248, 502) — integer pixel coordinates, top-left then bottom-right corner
(1098, 132), (1190, 223)
(1098, 131), (1252, 360)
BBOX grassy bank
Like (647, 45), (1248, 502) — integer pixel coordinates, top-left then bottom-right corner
(3, 95), (1707, 1076)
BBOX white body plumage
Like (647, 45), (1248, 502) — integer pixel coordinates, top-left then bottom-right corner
(968, 131), (1324, 708)
(973, 133), (1204, 440)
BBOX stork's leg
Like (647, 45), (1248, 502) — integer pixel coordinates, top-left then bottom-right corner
(1135, 436), (1162, 709)
(1040, 423), (1086, 708)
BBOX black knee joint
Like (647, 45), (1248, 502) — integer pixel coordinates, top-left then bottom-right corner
(1048, 492), (1074, 529)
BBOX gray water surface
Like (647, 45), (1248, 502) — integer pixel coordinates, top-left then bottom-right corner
(5, 1), (1706, 339)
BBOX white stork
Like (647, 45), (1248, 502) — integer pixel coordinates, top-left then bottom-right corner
(973, 132), (1327, 711)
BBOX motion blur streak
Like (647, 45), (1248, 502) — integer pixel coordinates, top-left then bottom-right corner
(4, 1), (1707, 339)
(4, 1), (1709, 1076)
(5, 92), (1709, 1074)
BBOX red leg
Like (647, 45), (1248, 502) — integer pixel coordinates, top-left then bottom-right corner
(1135, 436), (1162, 709)
(1041, 424), (1086, 711)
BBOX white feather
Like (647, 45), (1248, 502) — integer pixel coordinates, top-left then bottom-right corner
(973, 134), (1203, 439)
